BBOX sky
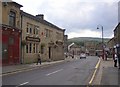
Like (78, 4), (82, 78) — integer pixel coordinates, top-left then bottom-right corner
(13, 0), (119, 39)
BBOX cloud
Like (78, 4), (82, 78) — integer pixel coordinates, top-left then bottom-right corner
(68, 29), (101, 39)
(14, 0), (119, 38)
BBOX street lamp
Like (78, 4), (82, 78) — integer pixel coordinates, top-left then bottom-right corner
(97, 25), (105, 60)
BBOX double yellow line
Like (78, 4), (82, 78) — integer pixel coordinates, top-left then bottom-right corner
(88, 58), (101, 85)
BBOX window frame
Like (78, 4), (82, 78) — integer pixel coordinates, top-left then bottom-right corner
(9, 11), (16, 27)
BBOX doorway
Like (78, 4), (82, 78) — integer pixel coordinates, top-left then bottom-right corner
(48, 47), (51, 59)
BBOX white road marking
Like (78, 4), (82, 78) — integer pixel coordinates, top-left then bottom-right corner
(19, 82), (29, 85)
(46, 69), (63, 76)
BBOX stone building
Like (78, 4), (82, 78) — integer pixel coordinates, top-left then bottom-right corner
(1, 1), (65, 65)
(21, 11), (65, 63)
(1, 2), (22, 65)
(114, 23), (120, 46)
(107, 37), (115, 57)
(20, 11), (41, 63)
(64, 35), (68, 53)
(107, 37), (115, 49)
(113, 23), (120, 54)
(85, 41), (96, 56)
(112, 2), (120, 53)
(69, 44), (82, 55)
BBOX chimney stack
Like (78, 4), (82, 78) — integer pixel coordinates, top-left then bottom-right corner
(36, 14), (44, 20)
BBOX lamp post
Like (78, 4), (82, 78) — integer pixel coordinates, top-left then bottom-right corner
(97, 25), (105, 60)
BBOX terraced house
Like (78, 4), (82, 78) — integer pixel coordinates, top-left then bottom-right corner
(85, 41), (96, 56)
(1, 1), (65, 65)
(114, 23), (120, 50)
(21, 11), (65, 63)
(1, 2), (22, 65)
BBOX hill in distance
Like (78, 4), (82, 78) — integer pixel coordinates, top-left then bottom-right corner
(68, 37), (110, 46)
(68, 37), (110, 42)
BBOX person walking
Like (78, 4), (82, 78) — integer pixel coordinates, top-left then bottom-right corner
(105, 51), (108, 61)
(36, 53), (41, 65)
(117, 51), (120, 69)
(114, 53), (117, 67)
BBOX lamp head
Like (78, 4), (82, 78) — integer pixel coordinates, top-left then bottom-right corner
(97, 27), (99, 29)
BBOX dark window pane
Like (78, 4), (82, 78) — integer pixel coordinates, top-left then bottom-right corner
(9, 11), (16, 26)
(33, 43), (35, 53)
(26, 44), (28, 53)
(29, 43), (32, 53)
(30, 28), (32, 34)
(26, 28), (29, 33)
(34, 28), (35, 34)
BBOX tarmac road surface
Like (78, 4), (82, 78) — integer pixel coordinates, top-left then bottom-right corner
(2, 56), (99, 86)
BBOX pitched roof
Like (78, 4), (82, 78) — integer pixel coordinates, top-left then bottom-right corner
(20, 10), (65, 32)
(114, 22), (120, 32)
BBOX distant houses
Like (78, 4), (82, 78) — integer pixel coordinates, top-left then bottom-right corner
(68, 38), (109, 56)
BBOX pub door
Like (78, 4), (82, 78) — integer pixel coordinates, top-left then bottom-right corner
(2, 34), (9, 65)
(8, 36), (15, 65)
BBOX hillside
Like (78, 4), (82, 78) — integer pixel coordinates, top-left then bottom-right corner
(68, 37), (110, 46)
(68, 37), (109, 42)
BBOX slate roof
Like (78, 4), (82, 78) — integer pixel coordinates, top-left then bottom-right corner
(20, 10), (65, 32)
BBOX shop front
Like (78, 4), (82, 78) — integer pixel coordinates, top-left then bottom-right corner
(2, 25), (21, 65)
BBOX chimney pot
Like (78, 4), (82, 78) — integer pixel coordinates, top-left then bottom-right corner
(36, 14), (44, 20)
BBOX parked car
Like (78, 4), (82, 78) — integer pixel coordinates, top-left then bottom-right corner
(80, 53), (86, 59)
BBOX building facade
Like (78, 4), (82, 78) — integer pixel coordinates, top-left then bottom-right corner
(64, 35), (68, 53)
(1, 2), (22, 65)
(115, 2), (120, 52)
(107, 37), (115, 49)
(85, 41), (96, 56)
(1, 1), (65, 65)
(114, 23), (120, 46)
(95, 42), (103, 56)
(21, 11), (65, 63)
(69, 44), (82, 55)
(20, 11), (41, 63)
(114, 23), (120, 54)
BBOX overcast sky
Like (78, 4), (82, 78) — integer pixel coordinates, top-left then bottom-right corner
(14, 0), (119, 39)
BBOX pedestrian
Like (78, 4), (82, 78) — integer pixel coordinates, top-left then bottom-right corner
(117, 51), (120, 69)
(105, 51), (108, 61)
(114, 53), (117, 67)
(36, 53), (41, 65)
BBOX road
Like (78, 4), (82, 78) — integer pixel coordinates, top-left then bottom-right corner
(2, 56), (99, 86)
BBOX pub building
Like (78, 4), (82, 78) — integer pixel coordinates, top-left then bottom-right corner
(20, 11), (65, 64)
(20, 11), (41, 64)
(1, 2), (23, 65)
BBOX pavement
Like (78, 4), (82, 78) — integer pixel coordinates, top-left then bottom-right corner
(93, 57), (120, 86)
